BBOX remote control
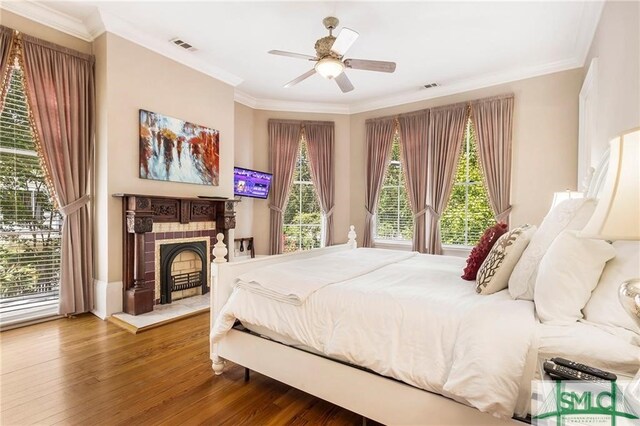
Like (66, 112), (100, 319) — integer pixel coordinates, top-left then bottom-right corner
(543, 361), (606, 382)
(550, 357), (617, 381)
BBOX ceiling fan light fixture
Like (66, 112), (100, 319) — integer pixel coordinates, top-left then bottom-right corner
(315, 57), (344, 79)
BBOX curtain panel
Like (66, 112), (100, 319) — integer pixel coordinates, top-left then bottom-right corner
(0, 26), (16, 112)
(20, 33), (95, 315)
(268, 120), (301, 254)
(425, 103), (468, 254)
(363, 117), (396, 248)
(304, 121), (335, 246)
(471, 94), (514, 225)
(398, 110), (431, 252)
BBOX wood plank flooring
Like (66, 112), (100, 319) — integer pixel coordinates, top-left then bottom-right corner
(0, 313), (366, 425)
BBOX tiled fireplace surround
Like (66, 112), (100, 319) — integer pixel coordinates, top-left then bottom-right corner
(145, 221), (215, 304)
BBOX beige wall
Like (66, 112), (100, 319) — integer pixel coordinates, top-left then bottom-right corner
(349, 69), (584, 237)
(583, 0), (640, 161)
(233, 102), (255, 244)
(240, 109), (351, 255)
(97, 33), (235, 282)
(0, 10), (92, 54)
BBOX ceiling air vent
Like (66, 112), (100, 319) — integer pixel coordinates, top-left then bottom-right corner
(170, 38), (197, 52)
(423, 83), (439, 89)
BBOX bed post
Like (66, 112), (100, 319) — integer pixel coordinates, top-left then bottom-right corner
(347, 225), (357, 249)
(212, 233), (228, 375)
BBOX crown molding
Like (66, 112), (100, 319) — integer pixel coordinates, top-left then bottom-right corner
(234, 90), (351, 115)
(573, 1), (605, 66)
(1, 0), (93, 41)
(5, 0), (603, 114)
(97, 10), (243, 87)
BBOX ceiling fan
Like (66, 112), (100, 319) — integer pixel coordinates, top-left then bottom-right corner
(268, 16), (396, 93)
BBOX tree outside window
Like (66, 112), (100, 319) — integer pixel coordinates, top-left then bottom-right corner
(283, 139), (322, 252)
(0, 65), (62, 315)
(440, 118), (495, 246)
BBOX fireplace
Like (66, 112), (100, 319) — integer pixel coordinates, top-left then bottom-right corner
(159, 240), (208, 304)
(114, 194), (237, 315)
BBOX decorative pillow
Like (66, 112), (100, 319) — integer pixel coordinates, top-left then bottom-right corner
(582, 241), (640, 337)
(508, 198), (596, 301)
(461, 223), (508, 280)
(535, 230), (615, 325)
(476, 224), (536, 295)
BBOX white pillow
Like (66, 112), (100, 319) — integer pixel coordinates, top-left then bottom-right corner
(581, 241), (640, 337)
(535, 230), (615, 324)
(476, 224), (536, 295)
(509, 198), (596, 301)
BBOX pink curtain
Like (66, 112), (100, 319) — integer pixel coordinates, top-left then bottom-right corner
(398, 110), (430, 253)
(363, 117), (396, 247)
(20, 34), (95, 315)
(268, 120), (301, 254)
(426, 103), (468, 254)
(304, 121), (335, 246)
(471, 95), (514, 224)
(0, 26), (15, 112)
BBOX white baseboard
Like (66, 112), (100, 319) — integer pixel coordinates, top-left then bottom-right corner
(92, 280), (123, 320)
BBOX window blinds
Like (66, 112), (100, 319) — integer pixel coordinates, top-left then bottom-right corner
(0, 66), (61, 319)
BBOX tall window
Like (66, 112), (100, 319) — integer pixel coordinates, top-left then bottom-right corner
(283, 138), (322, 252)
(0, 64), (62, 323)
(375, 134), (413, 241)
(440, 118), (494, 246)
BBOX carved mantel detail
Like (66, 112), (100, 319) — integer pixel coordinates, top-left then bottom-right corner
(113, 193), (238, 315)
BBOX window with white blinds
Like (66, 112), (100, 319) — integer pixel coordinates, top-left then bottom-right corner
(0, 64), (62, 322)
(283, 138), (323, 252)
(375, 134), (413, 241)
(440, 118), (494, 246)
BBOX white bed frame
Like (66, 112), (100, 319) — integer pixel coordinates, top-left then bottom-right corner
(210, 228), (518, 425)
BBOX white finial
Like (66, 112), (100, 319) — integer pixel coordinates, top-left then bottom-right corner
(213, 233), (228, 263)
(347, 225), (357, 249)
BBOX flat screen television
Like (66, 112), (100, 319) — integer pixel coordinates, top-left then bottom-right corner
(234, 167), (273, 199)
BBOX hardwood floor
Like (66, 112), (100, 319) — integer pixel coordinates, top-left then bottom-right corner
(0, 313), (366, 425)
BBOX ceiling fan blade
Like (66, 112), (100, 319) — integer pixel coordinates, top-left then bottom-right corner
(269, 50), (317, 61)
(335, 72), (354, 93)
(284, 69), (316, 88)
(344, 58), (396, 73)
(330, 27), (359, 57)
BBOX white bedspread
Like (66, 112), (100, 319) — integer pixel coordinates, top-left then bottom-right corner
(236, 248), (416, 304)
(213, 252), (537, 418)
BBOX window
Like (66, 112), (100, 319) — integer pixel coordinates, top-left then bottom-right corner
(440, 118), (494, 246)
(0, 64), (62, 325)
(283, 138), (322, 252)
(375, 134), (413, 241)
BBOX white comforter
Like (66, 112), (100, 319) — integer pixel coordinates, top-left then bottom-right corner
(236, 248), (416, 304)
(212, 251), (537, 418)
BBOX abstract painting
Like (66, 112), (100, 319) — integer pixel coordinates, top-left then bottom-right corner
(139, 109), (219, 185)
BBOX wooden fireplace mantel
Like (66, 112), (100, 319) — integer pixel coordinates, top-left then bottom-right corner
(113, 193), (238, 315)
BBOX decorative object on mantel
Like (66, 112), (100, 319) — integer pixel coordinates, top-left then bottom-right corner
(139, 109), (219, 185)
(580, 128), (640, 324)
(113, 193), (238, 315)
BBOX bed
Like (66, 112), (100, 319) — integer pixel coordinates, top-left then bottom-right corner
(209, 149), (639, 425)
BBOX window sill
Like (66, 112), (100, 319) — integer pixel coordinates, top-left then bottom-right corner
(442, 245), (473, 258)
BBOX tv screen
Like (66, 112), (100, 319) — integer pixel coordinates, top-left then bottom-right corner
(234, 167), (273, 199)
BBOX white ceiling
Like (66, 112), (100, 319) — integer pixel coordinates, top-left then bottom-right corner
(3, 1), (604, 113)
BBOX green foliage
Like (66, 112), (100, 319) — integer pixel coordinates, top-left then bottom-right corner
(283, 140), (322, 252)
(0, 67), (61, 299)
(440, 120), (495, 246)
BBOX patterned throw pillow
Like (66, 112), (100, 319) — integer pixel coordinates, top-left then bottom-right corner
(461, 223), (508, 280)
(476, 224), (537, 295)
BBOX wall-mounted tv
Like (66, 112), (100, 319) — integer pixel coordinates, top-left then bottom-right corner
(234, 167), (273, 199)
